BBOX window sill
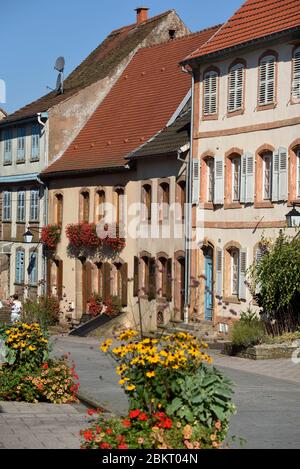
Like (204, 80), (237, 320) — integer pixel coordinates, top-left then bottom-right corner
(16, 159), (25, 164)
(256, 103), (277, 111)
(227, 109), (244, 118)
(223, 296), (241, 305)
(3, 161), (12, 166)
(202, 114), (218, 121)
(30, 158), (40, 163)
(204, 202), (214, 210)
(224, 202), (243, 209)
(288, 198), (300, 207)
(14, 283), (25, 287)
(254, 201), (274, 208)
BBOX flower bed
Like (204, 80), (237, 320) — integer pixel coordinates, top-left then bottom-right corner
(41, 225), (61, 251)
(0, 322), (79, 404)
(80, 330), (236, 449)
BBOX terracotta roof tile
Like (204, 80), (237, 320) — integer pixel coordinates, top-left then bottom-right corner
(184, 0), (300, 62)
(0, 11), (173, 125)
(43, 26), (219, 175)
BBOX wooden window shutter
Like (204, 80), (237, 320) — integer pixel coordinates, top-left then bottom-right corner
(292, 48), (300, 100)
(57, 260), (63, 299)
(133, 256), (139, 297)
(272, 151), (279, 202)
(259, 56), (275, 105)
(120, 263), (128, 307)
(148, 257), (156, 301)
(239, 249), (247, 300)
(103, 263), (111, 301)
(192, 158), (200, 204)
(204, 71), (217, 115)
(245, 152), (254, 203)
(216, 248), (223, 297)
(214, 157), (224, 204)
(278, 147), (288, 201)
(166, 258), (172, 302)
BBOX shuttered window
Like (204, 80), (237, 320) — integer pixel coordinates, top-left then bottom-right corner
(192, 159), (200, 204)
(232, 157), (241, 201)
(240, 152), (254, 203)
(3, 129), (12, 163)
(214, 157), (224, 205)
(17, 191), (26, 222)
(15, 249), (25, 284)
(262, 153), (272, 200)
(17, 127), (26, 161)
(272, 148), (288, 202)
(239, 249), (247, 300)
(30, 189), (39, 222)
(292, 47), (300, 101)
(230, 249), (239, 296)
(3, 191), (11, 221)
(206, 158), (214, 202)
(216, 248), (223, 297)
(259, 55), (276, 105)
(203, 71), (218, 115)
(228, 64), (244, 112)
(31, 124), (40, 160)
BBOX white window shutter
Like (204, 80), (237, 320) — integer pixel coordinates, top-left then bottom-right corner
(245, 152), (254, 203)
(204, 71), (217, 115)
(240, 154), (247, 203)
(239, 248), (247, 300)
(278, 147), (288, 201)
(272, 151), (279, 202)
(216, 248), (223, 297)
(292, 48), (300, 100)
(192, 158), (200, 204)
(259, 56), (275, 105)
(228, 64), (244, 112)
(214, 157), (224, 205)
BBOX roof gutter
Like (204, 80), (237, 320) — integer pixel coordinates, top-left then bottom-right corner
(40, 165), (129, 181)
(180, 26), (300, 66)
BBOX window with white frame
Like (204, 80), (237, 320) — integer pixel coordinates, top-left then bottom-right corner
(31, 124), (40, 160)
(297, 149), (300, 198)
(15, 249), (25, 284)
(292, 47), (300, 101)
(17, 127), (25, 161)
(203, 70), (218, 115)
(17, 191), (26, 222)
(228, 63), (244, 112)
(206, 158), (215, 202)
(230, 248), (239, 296)
(232, 157), (241, 201)
(3, 129), (12, 164)
(28, 251), (38, 285)
(262, 153), (272, 200)
(30, 189), (39, 222)
(3, 191), (11, 221)
(259, 55), (276, 105)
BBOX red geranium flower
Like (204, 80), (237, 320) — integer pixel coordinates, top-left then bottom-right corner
(105, 428), (112, 435)
(122, 419), (131, 428)
(138, 412), (148, 421)
(100, 442), (112, 449)
(83, 430), (93, 441)
(162, 418), (172, 429)
(87, 409), (95, 416)
(42, 363), (49, 369)
(118, 443), (128, 449)
(129, 409), (140, 419)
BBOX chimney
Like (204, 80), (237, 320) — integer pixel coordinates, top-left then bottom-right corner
(135, 7), (149, 25)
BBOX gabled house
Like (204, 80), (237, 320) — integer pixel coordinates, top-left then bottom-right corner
(181, 0), (300, 330)
(40, 25), (220, 329)
(0, 8), (190, 301)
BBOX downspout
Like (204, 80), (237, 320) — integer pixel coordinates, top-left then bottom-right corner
(181, 66), (194, 324)
(37, 112), (48, 296)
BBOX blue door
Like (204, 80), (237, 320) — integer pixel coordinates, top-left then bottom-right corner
(204, 249), (213, 321)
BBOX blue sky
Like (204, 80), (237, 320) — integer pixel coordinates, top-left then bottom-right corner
(1, 0), (242, 114)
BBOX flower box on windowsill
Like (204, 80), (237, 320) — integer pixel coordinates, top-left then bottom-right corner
(41, 224), (61, 251)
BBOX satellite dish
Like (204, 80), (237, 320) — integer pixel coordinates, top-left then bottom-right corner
(54, 56), (65, 72)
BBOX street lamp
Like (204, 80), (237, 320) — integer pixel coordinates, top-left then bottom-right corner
(23, 229), (34, 244)
(286, 204), (300, 228)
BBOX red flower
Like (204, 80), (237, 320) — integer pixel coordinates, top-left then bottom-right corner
(87, 409), (95, 416)
(122, 419), (131, 428)
(100, 442), (112, 449)
(116, 435), (125, 443)
(162, 418), (172, 429)
(138, 412), (148, 421)
(105, 428), (112, 435)
(95, 426), (102, 433)
(42, 363), (49, 369)
(129, 409), (140, 419)
(83, 430), (93, 441)
(118, 443), (128, 449)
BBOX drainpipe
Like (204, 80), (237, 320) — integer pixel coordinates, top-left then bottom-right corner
(37, 112), (48, 296)
(181, 66), (194, 324)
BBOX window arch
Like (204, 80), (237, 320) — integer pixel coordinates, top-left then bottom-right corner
(258, 53), (277, 106)
(54, 193), (63, 226)
(228, 62), (245, 113)
(95, 189), (105, 222)
(224, 150), (243, 205)
(203, 68), (219, 116)
(292, 47), (300, 101)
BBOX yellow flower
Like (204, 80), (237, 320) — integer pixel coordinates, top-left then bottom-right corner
(172, 364), (179, 369)
(100, 339), (113, 353)
(126, 385), (136, 391)
(28, 345), (37, 351)
(146, 371), (155, 378)
(119, 378), (129, 385)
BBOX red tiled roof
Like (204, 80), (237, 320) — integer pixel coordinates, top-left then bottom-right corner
(43, 26), (220, 175)
(184, 0), (300, 62)
(0, 10), (173, 125)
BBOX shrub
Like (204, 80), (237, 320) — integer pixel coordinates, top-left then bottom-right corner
(100, 330), (235, 445)
(88, 293), (103, 317)
(104, 296), (122, 317)
(231, 321), (266, 349)
(22, 296), (60, 327)
(80, 409), (225, 449)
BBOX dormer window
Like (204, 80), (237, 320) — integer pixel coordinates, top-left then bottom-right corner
(228, 63), (245, 113)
